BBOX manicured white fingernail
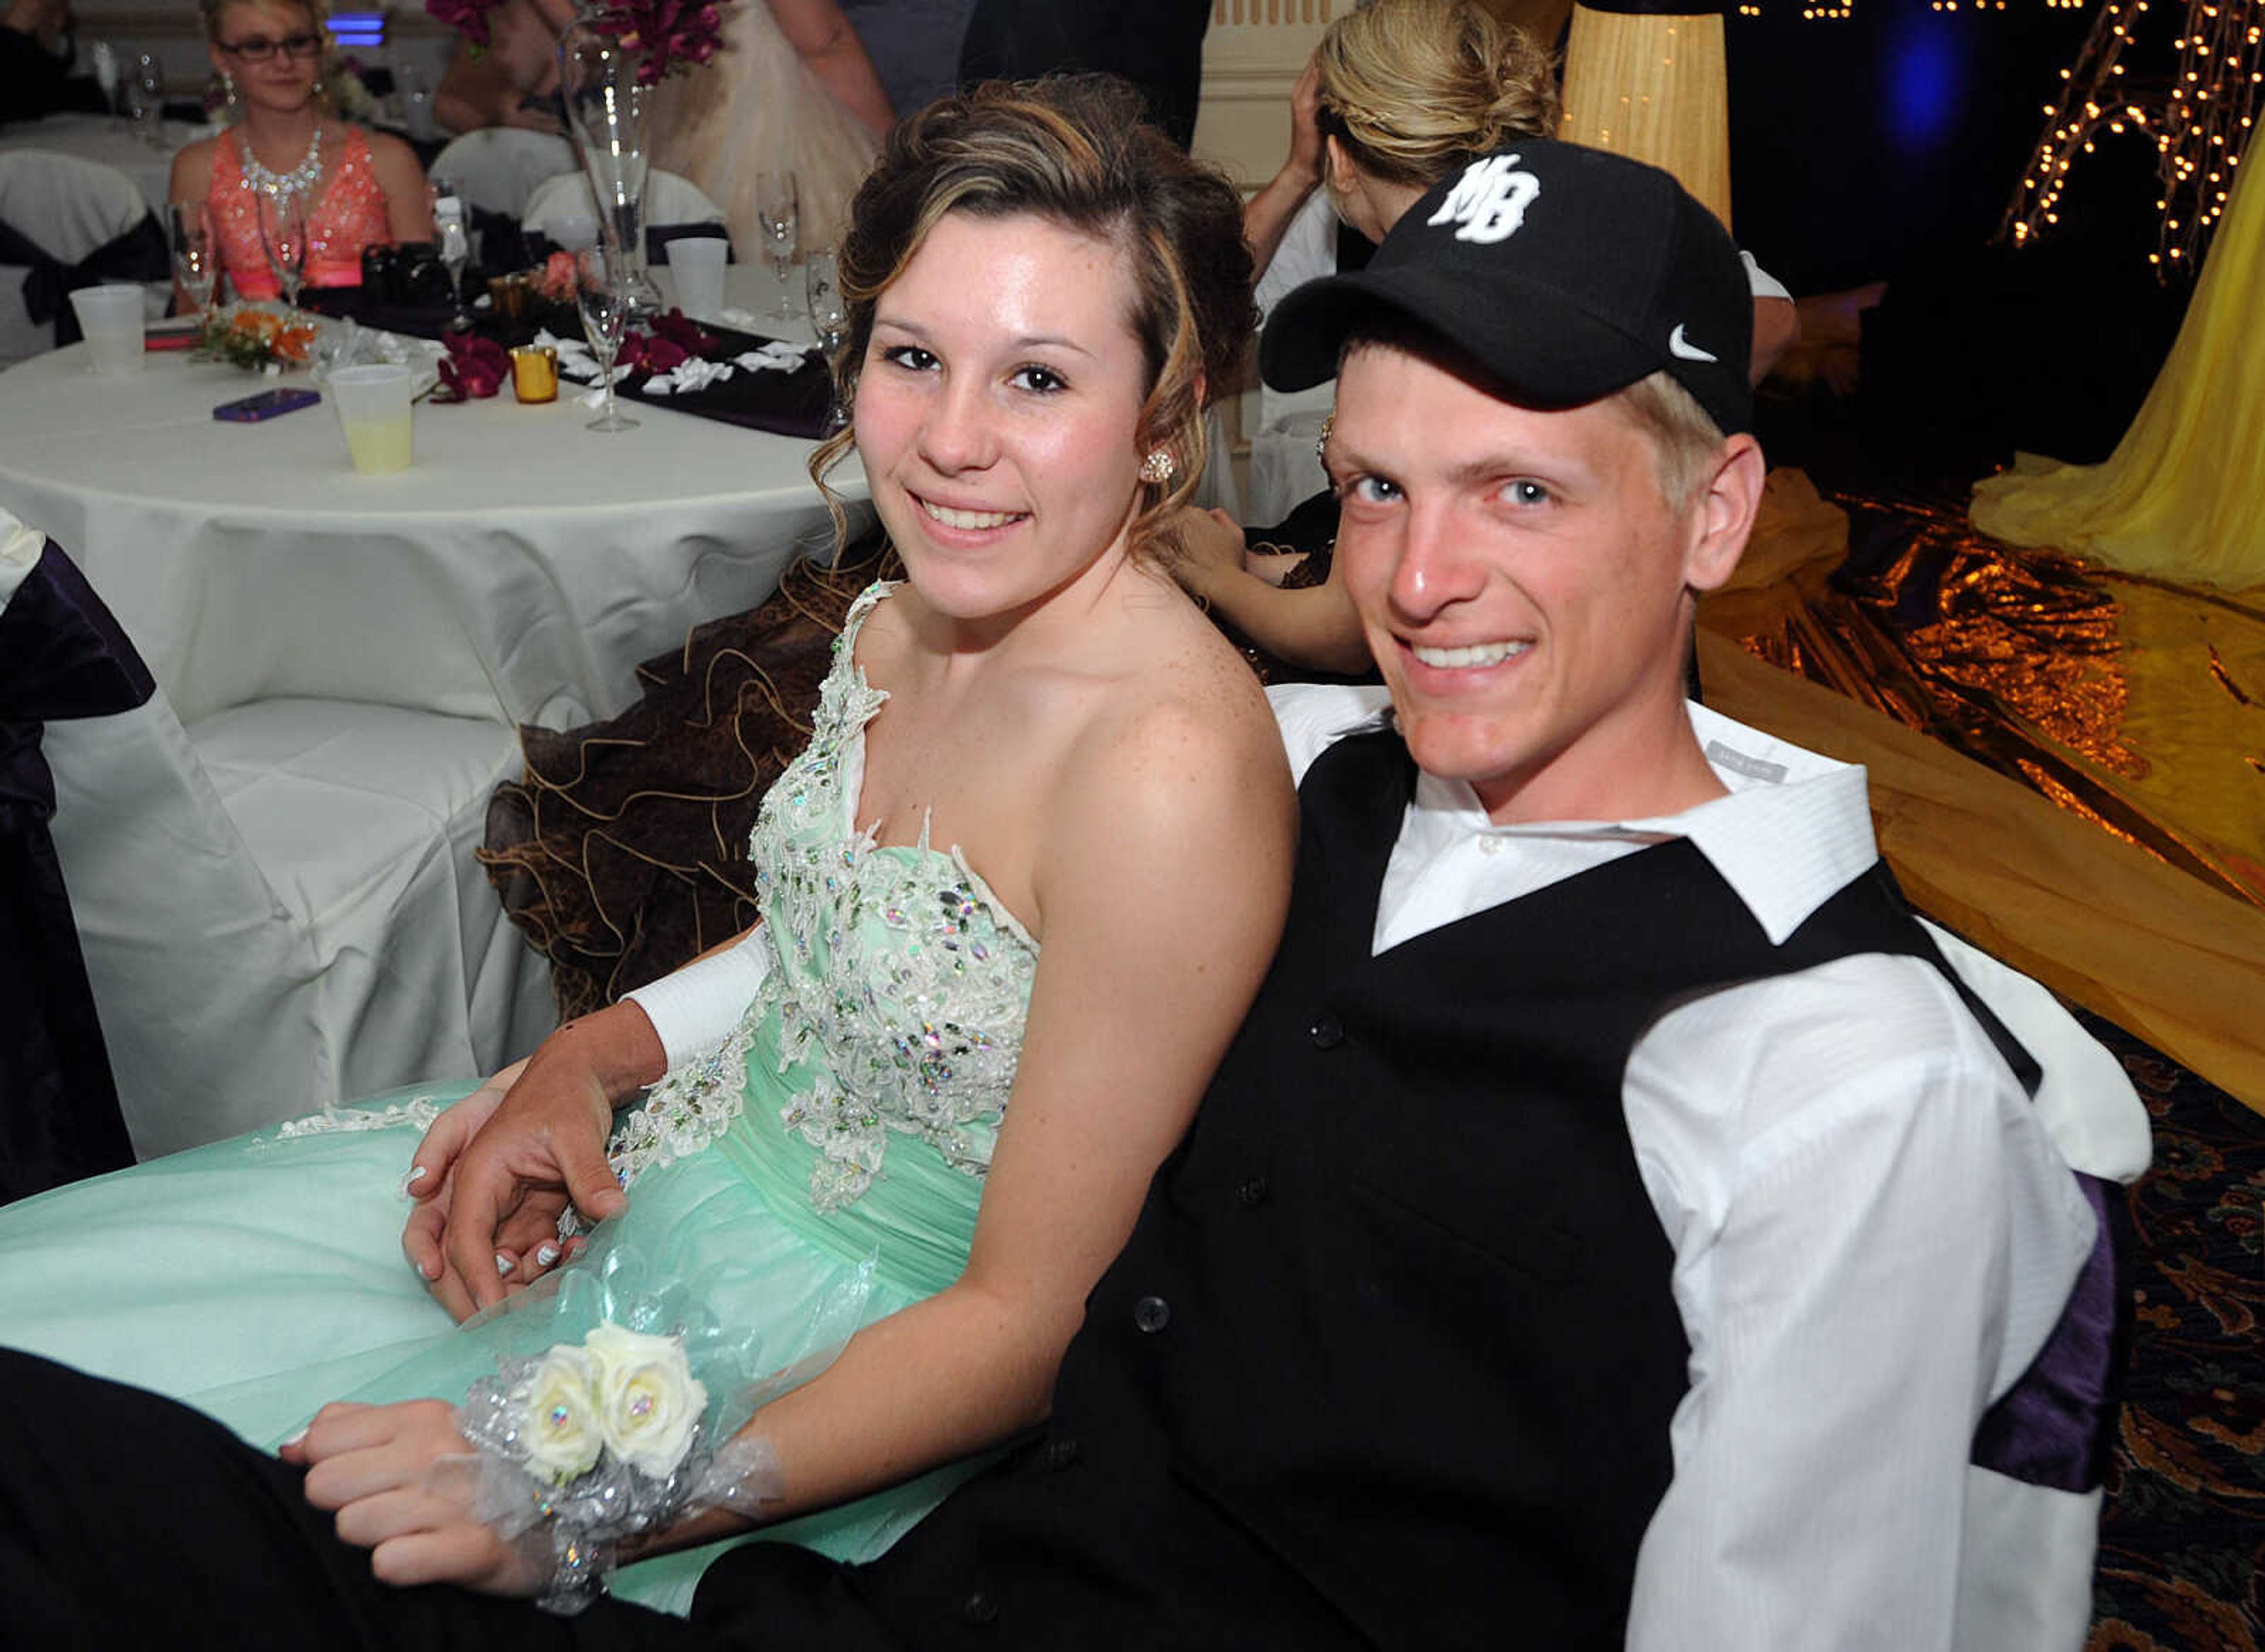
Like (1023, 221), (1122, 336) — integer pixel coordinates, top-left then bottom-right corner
(534, 1242), (561, 1267)
(495, 1252), (514, 1276)
(397, 1164), (428, 1197)
(279, 1428), (307, 1450)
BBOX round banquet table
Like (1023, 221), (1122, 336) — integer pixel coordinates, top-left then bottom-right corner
(0, 341), (869, 731)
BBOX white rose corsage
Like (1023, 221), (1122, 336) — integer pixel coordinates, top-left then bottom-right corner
(456, 1323), (782, 1614)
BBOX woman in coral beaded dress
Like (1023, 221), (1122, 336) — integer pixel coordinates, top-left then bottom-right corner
(170, 0), (435, 302)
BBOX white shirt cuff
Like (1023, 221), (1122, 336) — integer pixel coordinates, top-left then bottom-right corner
(622, 931), (771, 1071)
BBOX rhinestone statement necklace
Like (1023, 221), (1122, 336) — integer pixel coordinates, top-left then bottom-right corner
(239, 121), (324, 196)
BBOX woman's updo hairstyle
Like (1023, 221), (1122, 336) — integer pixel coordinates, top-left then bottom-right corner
(810, 74), (1255, 558)
(1315, 0), (1559, 189)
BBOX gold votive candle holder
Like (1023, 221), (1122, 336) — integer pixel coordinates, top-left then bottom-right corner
(511, 344), (559, 404)
(488, 272), (530, 323)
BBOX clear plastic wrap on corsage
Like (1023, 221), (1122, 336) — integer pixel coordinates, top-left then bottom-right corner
(449, 1240), (868, 1613)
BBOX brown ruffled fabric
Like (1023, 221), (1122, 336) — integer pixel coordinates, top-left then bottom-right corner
(479, 536), (900, 1022)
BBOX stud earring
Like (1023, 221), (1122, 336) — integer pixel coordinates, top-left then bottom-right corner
(1139, 448), (1175, 485)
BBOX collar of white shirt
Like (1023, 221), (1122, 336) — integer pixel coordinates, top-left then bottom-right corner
(1267, 682), (1877, 947)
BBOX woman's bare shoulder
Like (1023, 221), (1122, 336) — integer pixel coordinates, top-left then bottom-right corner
(170, 134), (219, 196)
(1063, 590), (1291, 808)
(360, 127), (428, 185)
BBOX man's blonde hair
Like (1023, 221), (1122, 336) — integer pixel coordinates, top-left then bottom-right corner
(1613, 370), (1726, 515)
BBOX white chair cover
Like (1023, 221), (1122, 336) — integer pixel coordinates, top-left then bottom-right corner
(428, 128), (579, 220)
(0, 148), (167, 367)
(48, 694), (554, 1155)
(523, 168), (727, 244)
(1246, 382), (1334, 530)
(19, 514), (556, 1156)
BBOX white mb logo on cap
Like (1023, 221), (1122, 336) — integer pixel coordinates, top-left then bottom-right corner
(1427, 154), (1542, 245)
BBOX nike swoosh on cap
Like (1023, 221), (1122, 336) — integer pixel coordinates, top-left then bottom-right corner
(1668, 324), (1718, 363)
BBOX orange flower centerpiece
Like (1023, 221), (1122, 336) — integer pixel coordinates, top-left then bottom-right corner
(196, 306), (322, 374)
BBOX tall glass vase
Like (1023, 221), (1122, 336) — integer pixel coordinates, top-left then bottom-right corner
(557, 9), (663, 318)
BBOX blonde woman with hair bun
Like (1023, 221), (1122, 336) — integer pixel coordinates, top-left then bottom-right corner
(170, 0), (434, 300)
(1243, 0), (1556, 284)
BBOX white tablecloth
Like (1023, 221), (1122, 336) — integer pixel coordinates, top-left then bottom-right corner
(0, 341), (870, 731)
(0, 113), (212, 212)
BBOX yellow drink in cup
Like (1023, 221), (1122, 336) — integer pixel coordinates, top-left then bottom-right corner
(326, 364), (418, 476)
(342, 416), (413, 474)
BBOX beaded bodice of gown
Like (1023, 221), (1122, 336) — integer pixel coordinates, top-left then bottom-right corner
(207, 124), (391, 297)
(614, 582), (1040, 1214)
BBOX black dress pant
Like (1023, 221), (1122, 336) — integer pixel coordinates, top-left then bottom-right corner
(0, 1350), (907, 1651)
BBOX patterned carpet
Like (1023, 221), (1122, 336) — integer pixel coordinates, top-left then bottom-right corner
(2087, 1014), (2265, 1650)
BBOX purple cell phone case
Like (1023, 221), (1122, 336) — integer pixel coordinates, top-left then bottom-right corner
(214, 387), (322, 422)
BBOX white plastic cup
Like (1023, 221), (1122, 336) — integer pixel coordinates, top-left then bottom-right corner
(327, 364), (415, 475)
(69, 283), (146, 376)
(669, 237), (727, 318)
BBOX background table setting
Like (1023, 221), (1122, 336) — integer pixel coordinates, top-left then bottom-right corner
(0, 283), (867, 736)
(0, 257), (868, 1159)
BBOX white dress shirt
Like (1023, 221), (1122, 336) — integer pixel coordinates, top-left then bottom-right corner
(1271, 681), (2142, 1652)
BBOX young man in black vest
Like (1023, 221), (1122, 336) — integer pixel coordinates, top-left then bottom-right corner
(0, 141), (2129, 1650)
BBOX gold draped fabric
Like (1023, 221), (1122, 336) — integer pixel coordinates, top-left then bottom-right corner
(1557, 5), (1733, 229)
(1700, 471), (2265, 1114)
(1969, 133), (2265, 589)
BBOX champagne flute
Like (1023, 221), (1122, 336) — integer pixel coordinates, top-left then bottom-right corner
(134, 54), (166, 145)
(754, 170), (798, 320)
(436, 195), (472, 331)
(576, 245), (639, 433)
(169, 203), (217, 329)
(259, 188), (309, 315)
(90, 40), (122, 130)
(804, 245), (848, 431)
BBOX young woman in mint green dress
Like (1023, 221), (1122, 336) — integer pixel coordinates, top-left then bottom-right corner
(0, 78), (1295, 1614)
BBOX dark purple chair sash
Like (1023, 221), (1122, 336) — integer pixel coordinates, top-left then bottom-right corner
(0, 538), (152, 1201)
(1971, 1171), (2126, 1493)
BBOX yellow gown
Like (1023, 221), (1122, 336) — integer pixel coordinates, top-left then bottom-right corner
(1969, 134), (2265, 590)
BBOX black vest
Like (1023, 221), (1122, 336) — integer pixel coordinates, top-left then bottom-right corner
(704, 727), (2039, 1649)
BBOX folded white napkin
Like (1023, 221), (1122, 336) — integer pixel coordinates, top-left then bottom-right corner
(735, 341), (813, 375)
(539, 328), (815, 406)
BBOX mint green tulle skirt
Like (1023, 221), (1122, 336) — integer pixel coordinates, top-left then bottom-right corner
(0, 1042), (992, 1614)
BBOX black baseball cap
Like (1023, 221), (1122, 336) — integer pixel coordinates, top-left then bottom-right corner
(1260, 139), (1754, 436)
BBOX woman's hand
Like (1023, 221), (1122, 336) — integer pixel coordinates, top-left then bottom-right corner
(1163, 505), (1248, 603)
(285, 1400), (549, 1597)
(401, 1006), (665, 1320)
(1284, 51), (1327, 192)
(399, 1060), (584, 1318)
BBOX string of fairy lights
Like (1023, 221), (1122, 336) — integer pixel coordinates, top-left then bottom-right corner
(1724, 0), (2260, 268)
(1998, 0), (2262, 269)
